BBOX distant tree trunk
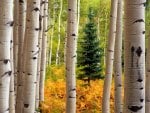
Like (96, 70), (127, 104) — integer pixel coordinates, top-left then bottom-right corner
(35, 0), (45, 109)
(103, 13), (108, 66)
(76, 0), (80, 64)
(114, 0), (123, 112)
(66, 0), (77, 113)
(0, 0), (13, 112)
(56, 0), (63, 65)
(49, 0), (56, 65)
(23, 0), (40, 113)
(16, 0), (27, 113)
(39, 0), (48, 103)
(102, 0), (118, 113)
(124, 0), (145, 113)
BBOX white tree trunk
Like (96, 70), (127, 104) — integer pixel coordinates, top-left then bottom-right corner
(66, 0), (77, 113)
(16, 0), (27, 113)
(13, 0), (19, 96)
(39, 0), (48, 102)
(114, 0), (123, 112)
(23, 0), (40, 113)
(102, 0), (118, 113)
(35, 0), (45, 109)
(124, 0), (145, 113)
(56, 0), (63, 65)
(0, 0), (13, 112)
(9, 35), (15, 113)
(146, 32), (150, 113)
(49, 0), (56, 65)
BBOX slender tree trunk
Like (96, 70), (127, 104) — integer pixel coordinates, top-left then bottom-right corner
(35, 0), (45, 110)
(66, 0), (77, 113)
(102, 0), (118, 113)
(146, 1), (150, 112)
(0, 0), (13, 112)
(56, 0), (63, 65)
(124, 0), (145, 112)
(9, 36), (15, 113)
(103, 13), (108, 66)
(13, 0), (19, 96)
(114, 0), (123, 112)
(49, 0), (56, 65)
(23, 0), (40, 113)
(39, 0), (48, 103)
(75, 0), (80, 65)
(16, 0), (27, 113)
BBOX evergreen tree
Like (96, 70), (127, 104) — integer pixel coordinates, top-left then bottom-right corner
(78, 7), (103, 84)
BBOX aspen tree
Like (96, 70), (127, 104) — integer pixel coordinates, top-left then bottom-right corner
(0, 0), (13, 112)
(56, 0), (63, 65)
(9, 36), (15, 113)
(145, 1), (150, 113)
(39, 0), (48, 103)
(23, 0), (40, 113)
(35, 0), (45, 109)
(16, 0), (27, 113)
(36, 0), (45, 109)
(66, 0), (77, 112)
(114, 0), (123, 112)
(13, 0), (19, 85)
(124, 0), (146, 112)
(102, 0), (118, 112)
(49, 0), (56, 65)
(13, 0), (19, 95)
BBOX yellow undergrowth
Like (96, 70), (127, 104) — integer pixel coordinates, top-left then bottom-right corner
(41, 79), (115, 113)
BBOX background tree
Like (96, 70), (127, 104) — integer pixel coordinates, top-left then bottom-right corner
(77, 7), (103, 84)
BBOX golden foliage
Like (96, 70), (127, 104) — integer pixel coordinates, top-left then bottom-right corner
(43, 65), (115, 113)
(42, 79), (115, 113)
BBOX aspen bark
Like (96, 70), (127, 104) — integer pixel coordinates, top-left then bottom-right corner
(16, 0), (27, 113)
(35, 0), (45, 109)
(146, 2), (150, 112)
(39, 0), (48, 102)
(49, 0), (56, 65)
(0, 0), (13, 112)
(102, 0), (118, 113)
(23, 0), (40, 113)
(124, 0), (146, 113)
(56, 0), (63, 65)
(13, 0), (19, 96)
(9, 36), (15, 113)
(114, 0), (123, 112)
(66, 0), (77, 113)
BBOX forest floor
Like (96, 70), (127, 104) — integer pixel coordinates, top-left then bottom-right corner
(41, 65), (115, 113)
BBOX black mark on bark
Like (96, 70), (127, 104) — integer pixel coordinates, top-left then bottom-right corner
(72, 34), (76, 36)
(136, 47), (142, 57)
(33, 7), (40, 11)
(137, 78), (143, 82)
(7, 21), (14, 26)
(131, 46), (135, 67)
(133, 19), (144, 23)
(3, 59), (10, 64)
(24, 104), (29, 108)
(140, 99), (144, 102)
(19, 0), (24, 3)
(128, 106), (143, 112)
